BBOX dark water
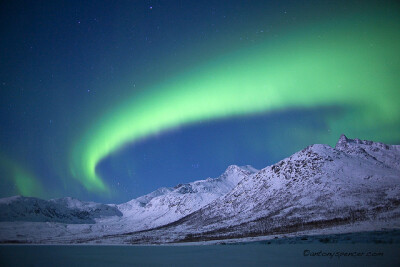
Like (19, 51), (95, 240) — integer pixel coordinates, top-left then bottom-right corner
(0, 243), (399, 267)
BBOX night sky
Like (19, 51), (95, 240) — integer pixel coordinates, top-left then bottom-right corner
(1, 0), (399, 203)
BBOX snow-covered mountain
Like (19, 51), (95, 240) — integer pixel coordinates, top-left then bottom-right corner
(113, 164), (257, 231)
(0, 165), (257, 242)
(0, 135), (399, 244)
(335, 134), (400, 171)
(128, 134), (399, 243)
(0, 196), (122, 224)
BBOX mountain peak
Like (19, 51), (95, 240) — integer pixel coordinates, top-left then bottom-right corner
(239, 165), (259, 174)
(335, 134), (372, 149)
(218, 165), (254, 186)
(225, 164), (241, 172)
(335, 134), (349, 148)
(223, 164), (258, 175)
(335, 134), (391, 150)
(135, 187), (173, 205)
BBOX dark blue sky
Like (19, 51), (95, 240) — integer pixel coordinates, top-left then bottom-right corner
(1, 0), (399, 203)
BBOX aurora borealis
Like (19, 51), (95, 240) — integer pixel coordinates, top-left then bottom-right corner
(1, 1), (399, 202)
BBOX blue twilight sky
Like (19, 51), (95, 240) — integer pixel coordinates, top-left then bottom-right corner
(0, 0), (399, 203)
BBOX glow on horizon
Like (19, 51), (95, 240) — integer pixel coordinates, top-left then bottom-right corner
(0, 153), (44, 197)
(71, 16), (400, 192)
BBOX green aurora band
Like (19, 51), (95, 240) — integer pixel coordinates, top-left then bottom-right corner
(71, 16), (400, 192)
(0, 153), (44, 197)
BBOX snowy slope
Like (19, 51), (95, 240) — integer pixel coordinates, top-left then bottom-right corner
(0, 196), (122, 224)
(145, 135), (400, 242)
(0, 165), (257, 242)
(335, 134), (400, 171)
(113, 165), (257, 232)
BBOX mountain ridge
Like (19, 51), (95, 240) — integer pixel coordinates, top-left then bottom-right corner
(0, 135), (399, 244)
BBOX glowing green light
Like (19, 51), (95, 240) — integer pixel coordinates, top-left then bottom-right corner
(0, 153), (44, 197)
(71, 15), (400, 192)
